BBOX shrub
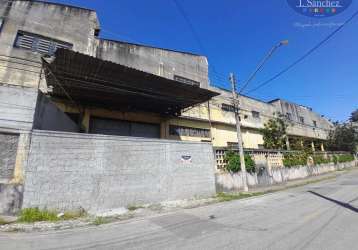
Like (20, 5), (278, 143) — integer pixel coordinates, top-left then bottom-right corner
(224, 151), (255, 173)
(337, 154), (355, 163)
(283, 152), (308, 168)
(18, 208), (59, 223)
(312, 155), (331, 165)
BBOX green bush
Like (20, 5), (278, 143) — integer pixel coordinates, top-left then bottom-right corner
(224, 151), (256, 173)
(283, 152), (308, 168)
(337, 154), (355, 163)
(18, 208), (59, 223)
(312, 155), (331, 165)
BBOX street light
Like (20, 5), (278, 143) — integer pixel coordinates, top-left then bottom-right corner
(239, 40), (289, 94)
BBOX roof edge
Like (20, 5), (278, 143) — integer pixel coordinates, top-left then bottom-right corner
(99, 38), (204, 57)
(31, 0), (96, 12)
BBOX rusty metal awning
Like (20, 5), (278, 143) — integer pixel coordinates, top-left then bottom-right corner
(43, 49), (219, 115)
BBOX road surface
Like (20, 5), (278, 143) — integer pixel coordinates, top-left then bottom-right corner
(1, 169), (358, 250)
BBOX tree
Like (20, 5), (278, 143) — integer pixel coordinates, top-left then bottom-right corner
(326, 124), (357, 153)
(260, 117), (288, 150)
(350, 109), (358, 122)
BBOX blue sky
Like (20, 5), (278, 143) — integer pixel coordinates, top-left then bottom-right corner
(51, 0), (357, 122)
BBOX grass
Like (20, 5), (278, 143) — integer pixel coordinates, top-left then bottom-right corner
(92, 217), (112, 226)
(127, 205), (145, 211)
(17, 208), (87, 223)
(216, 192), (265, 202)
(17, 208), (59, 223)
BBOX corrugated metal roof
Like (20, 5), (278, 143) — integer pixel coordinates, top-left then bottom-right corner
(44, 49), (219, 115)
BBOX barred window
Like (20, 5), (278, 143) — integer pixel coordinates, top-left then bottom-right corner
(174, 75), (200, 87)
(299, 116), (304, 124)
(169, 125), (210, 138)
(14, 31), (72, 56)
(222, 103), (236, 112)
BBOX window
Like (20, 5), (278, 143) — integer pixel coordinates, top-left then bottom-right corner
(169, 125), (210, 138)
(313, 120), (317, 127)
(286, 113), (292, 120)
(14, 31), (72, 56)
(174, 75), (200, 87)
(252, 111), (260, 119)
(222, 103), (236, 112)
(0, 19), (3, 32)
(299, 116), (304, 124)
(227, 142), (238, 148)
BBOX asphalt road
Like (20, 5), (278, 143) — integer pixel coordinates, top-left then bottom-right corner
(2, 170), (358, 250)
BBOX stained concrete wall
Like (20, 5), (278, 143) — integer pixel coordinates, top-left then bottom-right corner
(0, 84), (38, 131)
(96, 40), (209, 88)
(0, 133), (18, 182)
(216, 161), (358, 192)
(23, 130), (216, 213)
(0, 0), (99, 89)
(0, 183), (23, 215)
(270, 99), (333, 140)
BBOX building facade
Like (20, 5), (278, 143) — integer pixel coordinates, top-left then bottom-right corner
(0, 0), (333, 154)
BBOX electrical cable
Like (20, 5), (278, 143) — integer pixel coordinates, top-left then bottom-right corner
(245, 9), (358, 95)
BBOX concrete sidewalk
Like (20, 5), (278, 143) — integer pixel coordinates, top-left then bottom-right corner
(2, 167), (358, 250)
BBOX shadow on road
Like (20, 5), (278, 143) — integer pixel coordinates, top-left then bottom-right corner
(308, 191), (358, 213)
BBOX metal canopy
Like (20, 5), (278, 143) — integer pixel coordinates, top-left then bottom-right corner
(44, 49), (219, 115)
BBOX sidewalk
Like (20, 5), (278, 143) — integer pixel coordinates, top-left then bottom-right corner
(1, 167), (356, 233)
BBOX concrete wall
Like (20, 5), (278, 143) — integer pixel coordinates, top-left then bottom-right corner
(216, 161), (357, 192)
(0, 183), (23, 215)
(0, 133), (18, 182)
(33, 92), (79, 132)
(0, 84), (37, 131)
(23, 130), (216, 213)
(270, 99), (332, 140)
(0, 0), (99, 89)
(96, 40), (209, 88)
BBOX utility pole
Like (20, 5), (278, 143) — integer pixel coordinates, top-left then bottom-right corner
(229, 73), (248, 192)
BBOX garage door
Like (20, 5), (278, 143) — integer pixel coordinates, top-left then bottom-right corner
(89, 117), (160, 139)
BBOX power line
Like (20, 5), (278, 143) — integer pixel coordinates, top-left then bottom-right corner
(172, 0), (229, 82)
(245, 9), (358, 95)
